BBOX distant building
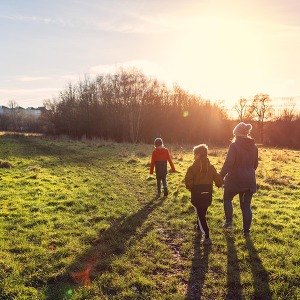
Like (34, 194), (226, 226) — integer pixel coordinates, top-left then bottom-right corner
(0, 105), (9, 114)
(25, 107), (46, 117)
(0, 105), (46, 118)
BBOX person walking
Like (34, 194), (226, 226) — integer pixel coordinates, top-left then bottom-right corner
(185, 144), (223, 245)
(150, 138), (176, 198)
(220, 122), (258, 237)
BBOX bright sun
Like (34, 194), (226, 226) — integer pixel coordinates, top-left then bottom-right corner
(160, 9), (275, 106)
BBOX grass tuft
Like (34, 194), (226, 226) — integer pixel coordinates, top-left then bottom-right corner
(0, 160), (13, 168)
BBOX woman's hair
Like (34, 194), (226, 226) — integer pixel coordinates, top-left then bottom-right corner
(193, 144), (208, 157)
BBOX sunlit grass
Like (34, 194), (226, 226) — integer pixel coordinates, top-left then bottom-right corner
(0, 135), (299, 299)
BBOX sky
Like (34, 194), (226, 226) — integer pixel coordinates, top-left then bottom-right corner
(1, 0), (300, 110)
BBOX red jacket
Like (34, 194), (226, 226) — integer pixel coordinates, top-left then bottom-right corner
(150, 147), (176, 175)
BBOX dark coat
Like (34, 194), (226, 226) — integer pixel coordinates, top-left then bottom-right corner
(185, 157), (223, 207)
(220, 137), (258, 194)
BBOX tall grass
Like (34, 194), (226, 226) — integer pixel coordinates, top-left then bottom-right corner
(0, 134), (299, 299)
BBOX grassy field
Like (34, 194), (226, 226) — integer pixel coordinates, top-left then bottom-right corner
(0, 134), (299, 300)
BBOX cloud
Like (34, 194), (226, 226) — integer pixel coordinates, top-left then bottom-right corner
(89, 60), (172, 83)
(68, 0), (175, 33)
(0, 87), (62, 107)
(60, 74), (80, 81)
(284, 79), (296, 85)
(90, 60), (160, 74)
(1, 9), (171, 34)
(0, 14), (72, 27)
(16, 76), (49, 82)
(82, 12), (173, 34)
(0, 87), (61, 96)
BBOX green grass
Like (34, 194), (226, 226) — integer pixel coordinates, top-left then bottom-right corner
(0, 134), (299, 299)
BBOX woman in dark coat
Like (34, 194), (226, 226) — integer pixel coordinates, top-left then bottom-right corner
(220, 122), (258, 237)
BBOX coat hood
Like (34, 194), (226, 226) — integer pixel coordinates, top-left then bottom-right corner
(235, 137), (256, 151)
(193, 157), (210, 173)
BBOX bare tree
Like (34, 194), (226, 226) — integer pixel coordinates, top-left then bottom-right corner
(249, 93), (273, 143)
(117, 68), (150, 143)
(7, 100), (20, 131)
(280, 97), (297, 121)
(233, 98), (251, 121)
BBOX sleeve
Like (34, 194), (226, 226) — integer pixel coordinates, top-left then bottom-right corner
(220, 143), (236, 179)
(211, 165), (224, 188)
(167, 150), (176, 172)
(184, 167), (193, 190)
(150, 151), (155, 174)
(254, 146), (259, 170)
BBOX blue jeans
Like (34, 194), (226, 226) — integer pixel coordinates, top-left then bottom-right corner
(223, 190), (253, 233)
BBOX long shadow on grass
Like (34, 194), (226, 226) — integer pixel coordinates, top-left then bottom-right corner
(0, 135), (80, 159)
(185, 237), (211, 299)
(1, 135), (106, 163)
(245, 237), (272, 299)
(225, 232), (243, 300)
(45, 196), (165, 299)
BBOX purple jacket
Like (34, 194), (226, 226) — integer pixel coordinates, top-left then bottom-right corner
(220, 137), (258, 193)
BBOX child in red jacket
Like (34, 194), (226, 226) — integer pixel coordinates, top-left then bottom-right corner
(150, 138), (176, 198)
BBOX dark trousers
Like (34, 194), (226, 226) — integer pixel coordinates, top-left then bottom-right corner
(156, 174), (167, 194)
(195, 206), (209, 239)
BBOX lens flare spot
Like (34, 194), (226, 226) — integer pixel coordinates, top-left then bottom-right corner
(183, 111), (189, 117)
(67, 289), (73, 295)
(70, 262), (94, 286)
(70, 269), (92, 286)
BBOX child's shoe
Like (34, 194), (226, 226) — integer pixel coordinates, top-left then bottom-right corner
(163, 187), (169, 197)
(222, 222), (234, 229)
(201, 237), (212, 245)
(155, 193), (161, 199)
(243, 230), (250, 238)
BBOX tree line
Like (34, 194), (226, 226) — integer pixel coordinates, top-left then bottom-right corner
(43, 69), (231, 145)
(233, 95), (300, 148)
(1, 68), (300, 148)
